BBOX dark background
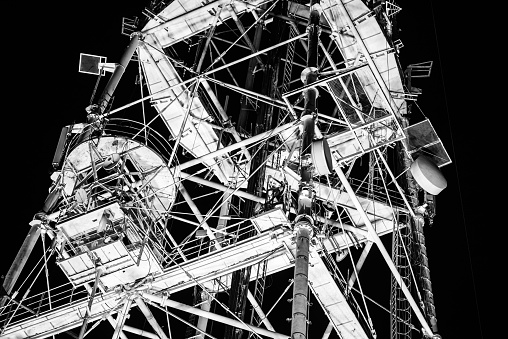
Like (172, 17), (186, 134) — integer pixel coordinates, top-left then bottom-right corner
(2, 1), (490, 338)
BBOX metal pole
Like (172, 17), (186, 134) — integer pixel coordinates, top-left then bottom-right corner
(112, 297), (134, 339)
(291, 2), (322, 339)
(96, 34), (140, 114)
(81, 33), (140, 143)
(200, 79), (251, 161)
(195, 5), (223, 73)
(246, 290), (275, 331)
(229, 4), (264, 68)
(77, 266), (102, 339)
(347, 241), (374, 293)
(140, 293), (289, 339)
(375, 148), (416, 218)
(106, 316), (129, 339)
(291, 226), (311, 339)
(135, 298), (169, 339)
(114, 322), (159, 339)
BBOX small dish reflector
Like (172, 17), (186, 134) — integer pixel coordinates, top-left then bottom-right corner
(79, 53), (107, 75)
(410, 155), (447, 195)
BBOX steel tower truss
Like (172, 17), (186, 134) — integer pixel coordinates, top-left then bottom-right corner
(1, 1), (449, 339)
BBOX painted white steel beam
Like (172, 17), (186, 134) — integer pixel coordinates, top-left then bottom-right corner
(321, 322), (334, 339)
(347, 241), (374, 292)
(108, 315), (159, 339)
(134, 298), (169, 339)
(179, 172), (265, 203)
(120, 325), (159, 339)
(196, 292), (214, 339)
(179, 184), (222, 251)
(112, 298), (134, 339)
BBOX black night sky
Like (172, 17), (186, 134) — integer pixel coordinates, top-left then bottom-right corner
(2, 1), (492, 338)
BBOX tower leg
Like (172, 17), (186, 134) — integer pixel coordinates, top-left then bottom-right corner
(291, 226), (311, 339)
(334, 166), (435, 337)
(112, 298), (134, 339)
(290, 2), (322, 338)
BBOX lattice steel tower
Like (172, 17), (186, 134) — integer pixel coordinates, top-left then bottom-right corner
(1, 1), (450, 339)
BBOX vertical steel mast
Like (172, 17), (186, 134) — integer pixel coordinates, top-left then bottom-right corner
(400, 115), (441, 337)
(291, 2), (322, 339)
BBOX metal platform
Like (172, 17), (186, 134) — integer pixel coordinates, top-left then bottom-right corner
(2, 216), (399, 338)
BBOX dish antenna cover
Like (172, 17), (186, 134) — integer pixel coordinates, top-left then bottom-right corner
(410, 155), (447, 195)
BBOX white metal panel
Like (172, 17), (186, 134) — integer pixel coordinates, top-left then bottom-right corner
(61, 254), (94, 276)
(93, 241), (125, 263)
(251, 208), (290, 232)
(309, 254), (369, 339)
